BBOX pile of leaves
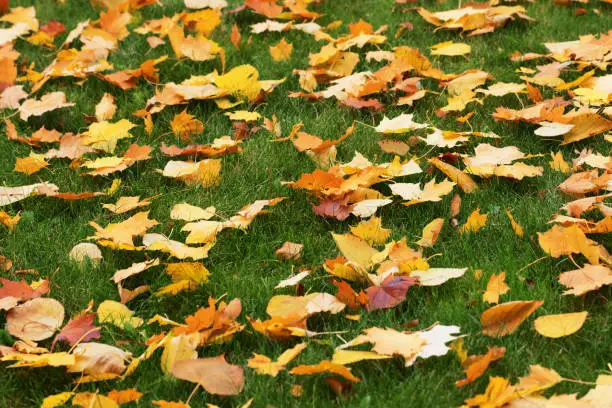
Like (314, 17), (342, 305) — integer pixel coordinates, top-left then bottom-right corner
(0, 0), (611, 407)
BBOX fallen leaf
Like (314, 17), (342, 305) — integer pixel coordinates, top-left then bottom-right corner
(171, 354), (245, 395)
(367, 275), (417, 310)
(481, 300), (543, 337)
(7, 298), (64, 341)
(459, 209), (488, 234)
(290, 360), (360, 383)
(558, 264), (612, 296)
(416, 218), (444, 247)
(506, 209), (524, 237)
(534, 312), (588, 338)
(170, 203), (216, 221)
(97, 300), (144, 329)
(95, 93), (117, 122)
(483, 272), (510, 304)
(270, 38), (293, 61)
(19, 91), (74, 121)
(275, 242), (303, 260)
(456, 346), (506, 387)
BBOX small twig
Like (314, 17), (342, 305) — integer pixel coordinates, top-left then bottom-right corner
(68, 327), (101, 353)
(518, 256), (547, 273)
(568, 254), (581, 269)
(186, 384), (200, 404)
(354, 120), (376, 129)
(562, 377), (597, 386)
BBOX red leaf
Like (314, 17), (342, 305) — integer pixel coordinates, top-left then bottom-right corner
(366, 275), (417, 311)
(312, 198), (353, 221)
(40, 20), (66, 37)
(52, 313), (100, 349)
(0, 277), (49, 301)
(340, 98), (384, 112)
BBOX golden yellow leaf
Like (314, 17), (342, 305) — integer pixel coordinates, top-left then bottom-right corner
(270, 38), (293, 61)
(166, 262), (210, 284)
(429, 158), (478, 193)
(171, 110), (204, 141)
(155, 280), (195, 297)
(290, 360), (360, 383)
(72, 392), (118, 408)
(248, 343), (307, 376)
(97, 300), (144, 329)
(225, 110), (261, 121)
(331, 350), (392, 365)
(41, 392), (74, 408)
(534, 312), (587, 338)
(331, 232), (379, 269)
(1, 351), (75, 368)
(89, 211), (159, 246)
(549, 151), (570, 173)
(159, 160), (221, 188)
(430, 41), (471, 56)
(459, 208), (488, 234)
(416, 218), (444, 247)
(170, 203), (215, 221)
(538, 224), (601, 265)
(483, 272), (510, 304)
(349, 217), (391, 245)
(214, 64), (261, 101)
(161, 334), (198, 375)
(14, 153), (49, 175)
(103, 196), (151, 214)
(505, 209), (524, 237)
(144, 233), (214, 260)
(83, 119), (136, 153)
(0, 211), (20, 231)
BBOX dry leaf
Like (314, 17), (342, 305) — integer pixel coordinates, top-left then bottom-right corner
(459, 209), (488, 234)
(534, 312), (587, 338)
(275, 242), (303, 260)
(7, 298), (65, 341)
(483, 272), (510, 304)
(558, 264), (612, 296)
(270, 38), (293, 61)
(481, 300), (543, 337)
(171, 354), (244, 395)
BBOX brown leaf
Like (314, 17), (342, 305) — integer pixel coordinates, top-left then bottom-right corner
(275, 242), (303, 260)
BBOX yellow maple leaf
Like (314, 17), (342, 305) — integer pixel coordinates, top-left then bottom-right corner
(84, 119), (136, 153)
(14, 153), (48, 175)
(459, 209), (488, 234)
(270, 38), (293, 61)
(170, 110), (204, 141)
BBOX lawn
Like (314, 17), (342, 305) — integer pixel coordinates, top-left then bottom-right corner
(0, 0), (611, 407)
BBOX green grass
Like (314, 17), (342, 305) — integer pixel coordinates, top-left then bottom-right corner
(1, 0), (611, 407)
